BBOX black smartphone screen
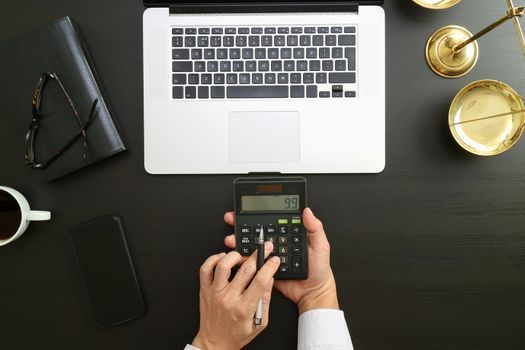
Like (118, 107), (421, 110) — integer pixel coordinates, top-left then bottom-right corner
(70, 216), (146, 328)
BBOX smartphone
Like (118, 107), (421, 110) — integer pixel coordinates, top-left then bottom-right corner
(70, 216), (146, 328)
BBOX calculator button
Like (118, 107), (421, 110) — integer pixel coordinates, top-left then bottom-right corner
(278, 236), (288, 244)
(292, 236), (302, 244)
(280, 265), (289, 273)
(292, 245), (301, 254)
(241, 226), (252, 234)
(278, 246), (288, 254)
(255, 225), (262, 234)
(280, 256), (289, 264)
(292, 255), (302, 272)
(241, 236), (251, 245)
(291, 218), (302, 224)
(278, 218), (289, 225)
(241, 246), (251, 256)
(265, 236), (276, 244)
(279, 226), (289, 234)
(291, 225), (302, 234)
(265, 225), (276, 234)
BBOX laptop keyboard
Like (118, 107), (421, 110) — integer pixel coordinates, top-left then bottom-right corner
(171, 26), (357, 100)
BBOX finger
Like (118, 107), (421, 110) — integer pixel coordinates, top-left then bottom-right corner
(243, 256), (281, 306)
(224, 211), (235, 226)
(199, 252), (227, 290)
(256, 278), (274, 332)
(224, 234), (236, 249)
(303, 207), (330, 251)
(229, 242), (274, 293)
(213, 251), (243, 290)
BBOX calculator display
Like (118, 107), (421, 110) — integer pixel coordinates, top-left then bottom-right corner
(242, 195), (300, 212)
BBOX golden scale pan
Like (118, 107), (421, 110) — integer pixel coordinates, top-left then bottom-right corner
(413, 0), (525, 155)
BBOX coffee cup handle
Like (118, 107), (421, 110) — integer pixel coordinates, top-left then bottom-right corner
(27, 211), (51, 221)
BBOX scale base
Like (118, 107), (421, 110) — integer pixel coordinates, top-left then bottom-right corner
(426, 25), (479, 79)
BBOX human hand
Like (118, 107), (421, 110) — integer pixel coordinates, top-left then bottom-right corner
(224, 208), (339, 315)
(192, 243), (281, 350)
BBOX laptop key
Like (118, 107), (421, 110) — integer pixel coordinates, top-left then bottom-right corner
(172, 49), (190, 60)
(332, 47), (343, 58)
(239, 27), (250, 34)
(230, 48), (241, 59)
(198, 36), (209, 47)
(188, 74), (199, 84)
(305, 27), (316, 33)
(172, 62), (193, 72)
(239, 74), (251, 84)
(242, 48), (254, 59)
(326, 35), (337, 46)
(265, 73), (276, 84)
(226, 28), (236, 34)
(306, 48), (317, 58)
(335, 60), (347, 71)
(233, 61), (244, 72)
(300, 35), (311, 46)
(259, 61), (270, 72)
(227, 74), (238, 84)
(191, 49), (202, 59)
(293, 48), (305, 59)
(331, 27), (343, 33)
(291, 85), (305, 98)
(253, 73), (264, 84)
(204, 49), (215, 59)
(284, 60), (295, 71)
(345, 47), (356, 70)
(275, 36), (286, 46)
(246, 61), (257, 72)
(262, 36), (273, 46)
(309, 60), (321, 71)
(281, 48), (292, 59)
(268, 48), (279, 59)
(345, 91), (357, 98)
(290, 73), (301, 84)
(224, 36), (235, 47)
(319, 48), (330, 58)
(322, 60), (334, 71)
(172, 28), (184, 35)
(198, 86), (209, 99)
(185, 36), (196, 47)
(212, 28), (223, 34)
(252, 27), (263, 34)
(214, 74), (225, 84)
(172, 74), (187, 85)
(320, 91), (330, 98)
(265, 27), (277, 34)
(297, 61), (308, 71)
(220, 61), (231, 72)
(313, 35), (324, 46)
(207, 61), (219, 72)
(329, 72), (356, 84)
(271, 61), (283, 72)
(318, 27), (329, 33)
(287, 35), (299, 46)
(316, 72), (327, 83)
(201, 74), (212, 84)
(307, 85), (318, 98)
(255, 48), (266, 59)
(195, 61), (206, 72)
(278, 27), (289, 34)
(185, 28), (197, 35)
(344, 26), (356, 33)
(292, 27), (303, 34)
(173, 86), (184, 99)
(199, 28), (210, 35)
(236, 36), (248, 47)
(211, 86), (225, 98)
(185, 86), (196, 99)
(339, 35), (356, 46)
(211, 36), (222, 47)
(278, 73), (289, 84)
(303, 73), (314, 84)
(172, 36), (184, 47)
(217, 49), (228, 59)
(249, 36), (260, 47)
(227, 86), (288, 98)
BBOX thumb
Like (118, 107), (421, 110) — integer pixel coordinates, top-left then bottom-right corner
(303, 208), (329, 250)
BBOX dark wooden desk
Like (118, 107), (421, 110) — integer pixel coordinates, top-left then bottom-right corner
(1, 0), (525, 349)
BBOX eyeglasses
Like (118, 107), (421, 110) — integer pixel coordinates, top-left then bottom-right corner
(25, 72), (99, 169)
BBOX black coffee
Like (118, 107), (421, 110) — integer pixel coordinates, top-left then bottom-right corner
(0, 190), (21, 240)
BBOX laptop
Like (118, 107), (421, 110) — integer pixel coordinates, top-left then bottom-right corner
(143, 0), (385, 174)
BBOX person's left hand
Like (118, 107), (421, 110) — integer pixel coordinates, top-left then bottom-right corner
(192, 242), (280, 350)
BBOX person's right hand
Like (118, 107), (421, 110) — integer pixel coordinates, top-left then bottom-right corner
(224, 208), (339, 315)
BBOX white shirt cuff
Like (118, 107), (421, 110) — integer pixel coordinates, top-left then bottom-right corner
(298, 309), (353, 350)
(184, 345), (200, 350)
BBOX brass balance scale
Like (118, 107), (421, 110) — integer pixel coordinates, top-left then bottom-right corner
(414, 0), (525, 156)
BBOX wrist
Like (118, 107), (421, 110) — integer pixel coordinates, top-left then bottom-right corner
(192, 334), (237, 350)
(297, 273), (339, 315)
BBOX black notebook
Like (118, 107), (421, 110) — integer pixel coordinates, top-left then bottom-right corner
(0, 17), (126, 182)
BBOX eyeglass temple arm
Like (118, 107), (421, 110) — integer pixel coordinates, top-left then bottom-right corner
(39, 99), (99, 169)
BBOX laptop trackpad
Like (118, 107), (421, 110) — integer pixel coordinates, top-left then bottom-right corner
(229, 111), (300, 163)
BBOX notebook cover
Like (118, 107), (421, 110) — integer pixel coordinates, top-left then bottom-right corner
(0, 17), (127, 182)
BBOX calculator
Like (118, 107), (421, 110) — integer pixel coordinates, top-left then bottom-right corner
(234, 176), (308, 280)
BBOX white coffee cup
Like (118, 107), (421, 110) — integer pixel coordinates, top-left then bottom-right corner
(0, 186), (51, 247)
